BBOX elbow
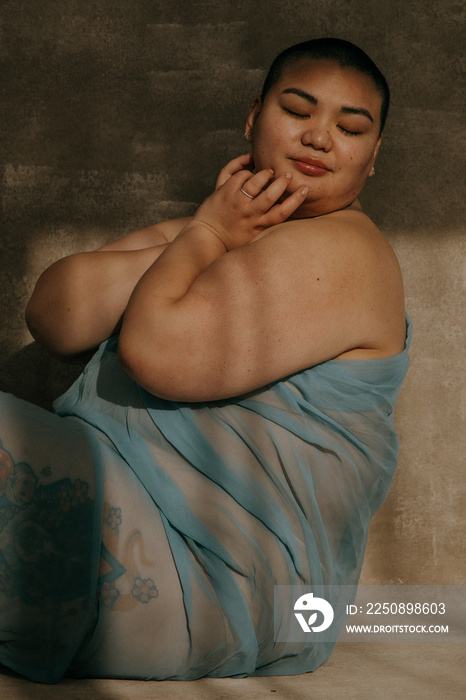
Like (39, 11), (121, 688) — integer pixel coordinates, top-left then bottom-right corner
(25, 291), (89, 362)
(117, 327), (170, 398)
(24, 256), (96, 361)
(25, 305), (69, 359)
(24, 295), (58, 352)
(116, 331), (138, 382)
(24, 295), (40, 340)
(117, 326), (202, 402)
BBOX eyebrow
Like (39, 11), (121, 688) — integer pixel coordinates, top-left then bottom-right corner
(281, 88), (374, 123)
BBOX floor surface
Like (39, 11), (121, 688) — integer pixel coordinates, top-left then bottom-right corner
(1, 642), (464, 699)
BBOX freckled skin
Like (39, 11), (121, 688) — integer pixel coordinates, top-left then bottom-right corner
(245, 59), (382, 218)
(26, 55), (404, 401)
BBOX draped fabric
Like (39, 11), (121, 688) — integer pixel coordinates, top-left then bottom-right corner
(0, 317), (411, 682)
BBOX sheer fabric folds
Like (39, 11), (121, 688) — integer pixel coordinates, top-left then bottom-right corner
(0, 318), (411, 682)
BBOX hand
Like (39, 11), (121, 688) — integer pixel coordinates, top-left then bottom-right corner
(194, 156), (309, 250)
(214, 153), (255, 190)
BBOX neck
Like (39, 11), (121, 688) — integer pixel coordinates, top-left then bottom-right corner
(290, 198), (364, 221)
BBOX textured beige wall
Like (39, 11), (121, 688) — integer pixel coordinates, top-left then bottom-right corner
(0, 0), (464, 586)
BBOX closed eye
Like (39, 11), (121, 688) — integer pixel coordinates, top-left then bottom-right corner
(338, 126), (361, 136)
(285, 109), (361, 134)
(284, 108), (309, 119)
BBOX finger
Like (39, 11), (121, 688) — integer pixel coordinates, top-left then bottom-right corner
(215, 154), (254, 189)
(252, 171), (293, 207)
(235, 168), (275, 199)
(262, 185), (309, 226)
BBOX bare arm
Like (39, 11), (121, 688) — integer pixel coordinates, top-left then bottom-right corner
(118, 160), (405, 402)
(25, 217), (191, 360)
(95, 217), (193, 251)
(25, 246), (166, 361)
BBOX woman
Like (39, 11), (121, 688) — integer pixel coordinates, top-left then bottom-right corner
(0, 38), (410, 682)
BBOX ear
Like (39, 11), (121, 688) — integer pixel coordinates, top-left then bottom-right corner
(369, 134), (383, 177)
(244, 96), (262, 142)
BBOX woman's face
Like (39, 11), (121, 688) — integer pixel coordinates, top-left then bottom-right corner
(246, 59), (383, 218)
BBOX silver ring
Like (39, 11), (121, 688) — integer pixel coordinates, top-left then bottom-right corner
(240, 187), (255, 199)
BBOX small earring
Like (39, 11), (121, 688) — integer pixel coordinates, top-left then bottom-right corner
(371, 166), (376, 175)
(244, 131), (252, 142)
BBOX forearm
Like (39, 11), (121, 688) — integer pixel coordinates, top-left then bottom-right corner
(96, 217), (193, 252)
(118, 222), (226, 380)
(129, 221), (226, 302)
(117, 167), (307, 399)
(26, 244), (168, 360)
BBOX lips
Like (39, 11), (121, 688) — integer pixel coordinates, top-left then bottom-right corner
(290, 157), (331, 176)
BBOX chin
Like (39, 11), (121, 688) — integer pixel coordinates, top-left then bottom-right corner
(292, 200), (336, 219)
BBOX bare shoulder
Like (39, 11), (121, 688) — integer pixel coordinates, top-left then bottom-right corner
(259, 208), (391, 255)
(252, 208), (398, 275)
(120, 208), (407, 400)
(251, 209), (406, 359)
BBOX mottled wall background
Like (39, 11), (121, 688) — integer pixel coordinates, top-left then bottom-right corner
(0, 0), (464, 586)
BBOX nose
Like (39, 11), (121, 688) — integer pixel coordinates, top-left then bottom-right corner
(301, 120), (332, 152)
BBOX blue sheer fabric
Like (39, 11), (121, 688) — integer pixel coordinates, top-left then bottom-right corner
(0, 317), (411, 682)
